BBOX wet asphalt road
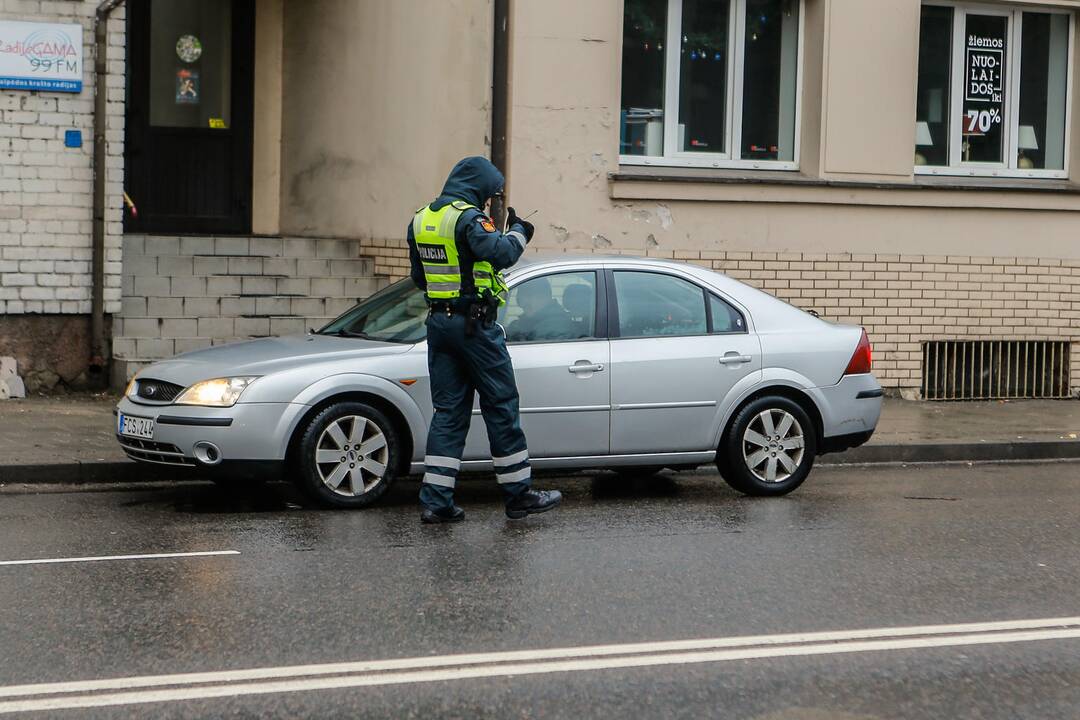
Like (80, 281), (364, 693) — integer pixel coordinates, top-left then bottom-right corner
(2, 462), (1080, 718)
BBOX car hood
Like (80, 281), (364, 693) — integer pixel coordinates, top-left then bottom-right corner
(137, 334), (414, 387)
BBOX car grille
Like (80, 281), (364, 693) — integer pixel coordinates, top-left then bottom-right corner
(135, 378), (185, 403)
(117, 436), (195, 466)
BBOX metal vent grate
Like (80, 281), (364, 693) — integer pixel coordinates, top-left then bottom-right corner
(922, 341), (1071, 400)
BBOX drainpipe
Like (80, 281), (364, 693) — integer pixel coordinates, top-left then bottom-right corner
(489, 0), (510, 227)
(90, 0), (125, 373)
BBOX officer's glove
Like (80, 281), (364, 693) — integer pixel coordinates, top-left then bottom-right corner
(507, 206), (535, 243)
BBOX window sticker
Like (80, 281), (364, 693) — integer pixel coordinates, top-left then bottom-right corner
(176, 34), (202, 63)
(175, 69), (199, 104)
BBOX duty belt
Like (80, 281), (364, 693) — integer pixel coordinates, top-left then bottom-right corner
(428, 297), (498, 335)
(427, 300), (467, 316)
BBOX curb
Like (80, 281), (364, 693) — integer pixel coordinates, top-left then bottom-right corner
(0, 461), (194, 486)
(822, 440), (1080, 465)
(2, 441), (1080, 485)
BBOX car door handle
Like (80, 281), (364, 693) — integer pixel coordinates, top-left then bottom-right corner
(718, 353), (752, 365)
(568, 362), (605, 374)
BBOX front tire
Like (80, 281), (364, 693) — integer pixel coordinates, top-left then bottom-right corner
(295, 401), (399, 508)
(717, 396), (817, 497)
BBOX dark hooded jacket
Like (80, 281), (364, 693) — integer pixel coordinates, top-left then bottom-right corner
(407, 156), (528, 299)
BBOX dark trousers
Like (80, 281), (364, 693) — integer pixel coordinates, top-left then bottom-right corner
(420, 311), (531, 512)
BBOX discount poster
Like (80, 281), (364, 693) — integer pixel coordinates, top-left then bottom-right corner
(962, 16), (1007, 162)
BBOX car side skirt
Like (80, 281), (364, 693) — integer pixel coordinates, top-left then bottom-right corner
(409, 451), (716, 475)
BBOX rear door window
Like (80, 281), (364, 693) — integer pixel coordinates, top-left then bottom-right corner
(612, 271), (707, 338)
(708, 293), (746, 333)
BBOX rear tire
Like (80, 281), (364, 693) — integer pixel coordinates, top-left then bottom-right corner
(295, 401), (399, 508)
(717, 396), (817, 497)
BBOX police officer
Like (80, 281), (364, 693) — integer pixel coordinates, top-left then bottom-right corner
(408, 156), (562, 524)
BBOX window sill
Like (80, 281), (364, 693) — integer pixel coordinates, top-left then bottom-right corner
(609, 167), (1080, 211)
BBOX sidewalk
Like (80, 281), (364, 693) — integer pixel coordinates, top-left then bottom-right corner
(0, 395), (1078, 484)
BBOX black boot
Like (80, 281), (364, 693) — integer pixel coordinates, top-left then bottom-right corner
(505, 490), (562, 520)
(421, 506), (465, 524)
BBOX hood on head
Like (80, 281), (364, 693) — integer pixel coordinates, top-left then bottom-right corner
(436, 156), (504, 209)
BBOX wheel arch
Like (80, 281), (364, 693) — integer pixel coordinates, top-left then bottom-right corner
(716, 384), (825, 454)
(285, 392), (415, 477)
(285, 375), (424, 476)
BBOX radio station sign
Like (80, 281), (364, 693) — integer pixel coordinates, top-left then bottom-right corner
(0, 20), (83, 93)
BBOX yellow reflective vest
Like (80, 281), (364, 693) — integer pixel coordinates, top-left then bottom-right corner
(412, 200), (508, 304)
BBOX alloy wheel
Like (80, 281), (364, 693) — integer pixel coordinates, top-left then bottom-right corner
(315, 415), (389, 497)
(742, 408), (805, 484)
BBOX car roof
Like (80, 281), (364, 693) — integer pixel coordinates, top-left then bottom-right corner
(507, 253), (729, 287)
(509, 253), (685, 272)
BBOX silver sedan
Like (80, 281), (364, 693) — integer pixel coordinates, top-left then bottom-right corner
(115, 256), (882, 507)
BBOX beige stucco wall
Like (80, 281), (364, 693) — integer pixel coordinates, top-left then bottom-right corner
(252, 0), (284, 235)
(277, 0), (493, 242)
(820, 0), (919, 179)
(508, 0), (1080, 262)
(502, 0), (1079, 392)
(264, 0), (1080, 392)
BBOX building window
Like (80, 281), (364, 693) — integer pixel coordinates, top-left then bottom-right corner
(620, 0), (801, 170)
(915, 3), (1072, 178)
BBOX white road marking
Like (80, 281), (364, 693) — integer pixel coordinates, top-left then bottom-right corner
(0, 550), (240, 567)
(2, 616), (1080, 713)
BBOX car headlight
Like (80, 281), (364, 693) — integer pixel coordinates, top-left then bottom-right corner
(124, 377), (138, 398)
(175, 377), (258, 407)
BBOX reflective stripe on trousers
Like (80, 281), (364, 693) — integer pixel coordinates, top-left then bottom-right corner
(422, 472), (455, 488)
(425, 455), (462, 471)
(493, 449), (528, 467)
(496, 466), (531, 485)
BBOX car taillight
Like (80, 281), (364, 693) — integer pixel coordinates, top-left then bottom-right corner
(844, 329), (872, 375)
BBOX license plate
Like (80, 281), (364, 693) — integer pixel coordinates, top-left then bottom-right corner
(118, 413), (154, 440)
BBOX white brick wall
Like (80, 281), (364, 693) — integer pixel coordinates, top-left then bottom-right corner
(111, 234), (388, 383)
(0, 0), (125, 315)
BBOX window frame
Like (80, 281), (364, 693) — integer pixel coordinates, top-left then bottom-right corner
(501, 270), (608, 346)
(619, 0), (805, 172)
(917, 1), (1075, 180)
(607, 269), (748, 340)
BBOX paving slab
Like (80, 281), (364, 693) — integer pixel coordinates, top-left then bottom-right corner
(0, 395), (1077, 484)
(832, 398), (1080, 464)
(0, 394), (156, 484)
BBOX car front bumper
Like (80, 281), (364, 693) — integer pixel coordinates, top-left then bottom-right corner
(115, 397), (308, 468)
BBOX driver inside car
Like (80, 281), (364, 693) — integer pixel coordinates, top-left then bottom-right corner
(506, 277), (578, 342)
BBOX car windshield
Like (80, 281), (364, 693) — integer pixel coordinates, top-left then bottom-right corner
(316, 279), (428, 343)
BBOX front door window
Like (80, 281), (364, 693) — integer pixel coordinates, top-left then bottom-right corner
(499, 271), (598, 343)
